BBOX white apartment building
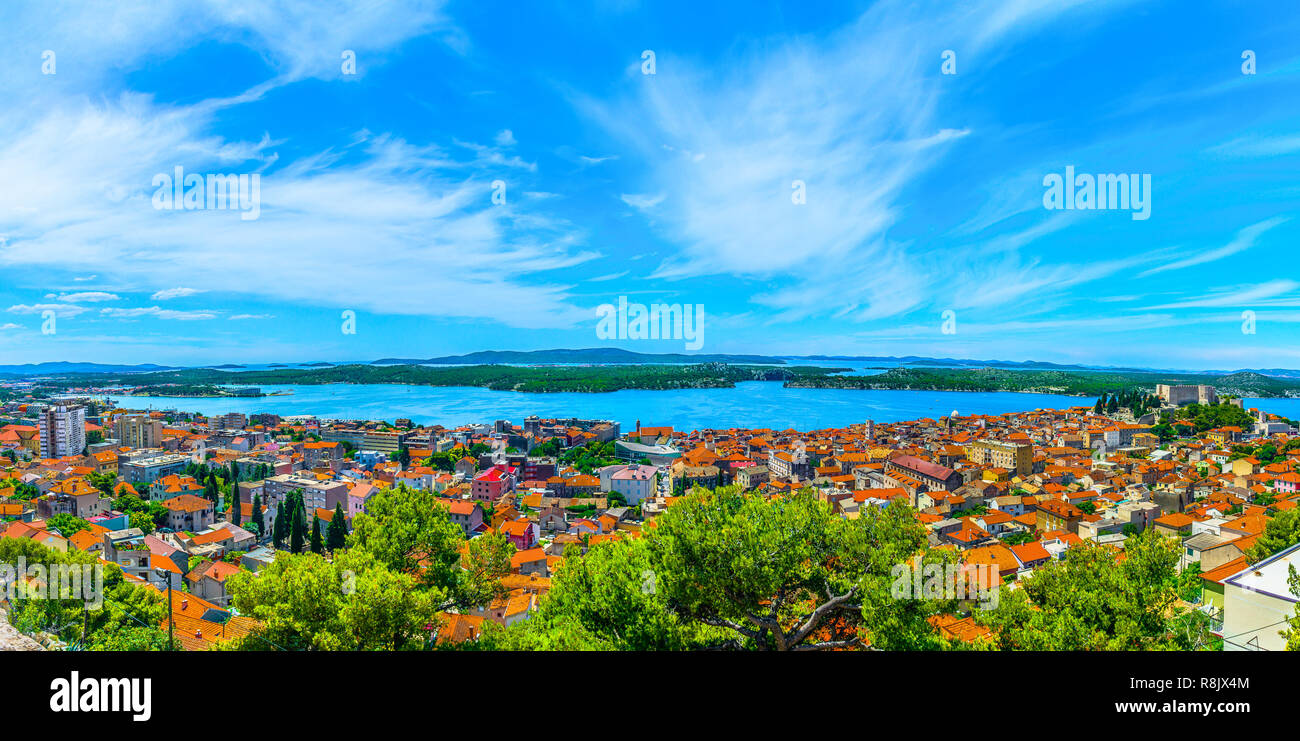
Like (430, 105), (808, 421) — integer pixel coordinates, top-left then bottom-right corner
(1220, 543), (1300, 651)
(39, 404), (86, 458)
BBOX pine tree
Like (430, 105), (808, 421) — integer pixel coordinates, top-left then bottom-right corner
(326, 503), (348, 552)
(310, 516), (323, 554)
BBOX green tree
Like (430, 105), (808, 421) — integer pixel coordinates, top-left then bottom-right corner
(497, 487), (942, 651)
(85, 471), (117, 496)
(224, 549), (442, 651)
(289, 491), (307, 554)
(45, 513), (91, 537)
(272, 502), (287, 550)
(250, 493), (265, 537)
(310, 515), (323, 554)
(490, 536), (703, 650)
(1246, 509), (1300, 563)
(0, 539), (169, 650)
(326, 503), (348, 552)
(348, 484), (511, 608)
(979, 529), (1203, 650)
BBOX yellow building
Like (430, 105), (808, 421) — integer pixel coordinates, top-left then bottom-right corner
(964, 440), (1033, 476)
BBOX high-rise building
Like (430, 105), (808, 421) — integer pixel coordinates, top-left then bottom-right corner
(114, 413), (163, 449)
(39, 404), (86, 458)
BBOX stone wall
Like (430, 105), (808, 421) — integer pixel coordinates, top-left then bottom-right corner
(0, 609), (45, 651)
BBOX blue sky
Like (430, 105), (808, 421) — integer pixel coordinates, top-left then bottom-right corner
(1, 0), (1298, 369)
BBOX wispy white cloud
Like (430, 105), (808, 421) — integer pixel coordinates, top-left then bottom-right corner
(578, 0), (1104, 325)
(7, 303), (89, 317)
(100, 306), (218, 320)
(1139, 217), (1288, 277)
(52, 291), (120, 302)
(152, 287), (205, 300)
(0, 100), (597, 331)
(1207, 134), (1300, 159)
(620, 193), (665, 211)
(1145, 280), (1300, 310)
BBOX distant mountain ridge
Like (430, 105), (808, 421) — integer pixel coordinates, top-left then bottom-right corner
(0, 362), (179, 376)
(796, 355), (1300, 377)
(372, 348), (788, 365)
(6, 351), (1300, 379)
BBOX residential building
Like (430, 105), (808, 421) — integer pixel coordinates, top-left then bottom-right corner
(38, 404), (86, 458)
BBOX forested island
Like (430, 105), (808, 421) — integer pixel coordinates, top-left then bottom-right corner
(125, 384), (267, 398)
(784, 367), (1300, 398)
(45, 363), (848, 394)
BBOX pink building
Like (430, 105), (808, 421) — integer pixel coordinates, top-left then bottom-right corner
(472, 465), (516, 503)
(348, 483), (376, 519)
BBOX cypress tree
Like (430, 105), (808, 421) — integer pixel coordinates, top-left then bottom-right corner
(310, 516), (323, 554)
(250, 493), (264, 537)
(272, 498), (287, 549)
(289, 491), (307, 554)
(326, 503), (348, 552)
(231, 491), (242, 525)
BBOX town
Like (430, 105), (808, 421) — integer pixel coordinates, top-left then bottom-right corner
(2, 381), (1298, 651)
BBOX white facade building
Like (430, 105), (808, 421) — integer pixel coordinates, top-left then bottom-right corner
(1221, 542), (1300, 651)
(38, 404), (86, 458)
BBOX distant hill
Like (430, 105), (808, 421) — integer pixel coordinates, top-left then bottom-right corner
(0, 362), (178, 377)
(797, 355), (1166, 373)
(795, 355), (1300, 377)
(372, 348), (787, 365)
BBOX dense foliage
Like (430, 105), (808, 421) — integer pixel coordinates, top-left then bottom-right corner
(486, 488), (959, 651)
